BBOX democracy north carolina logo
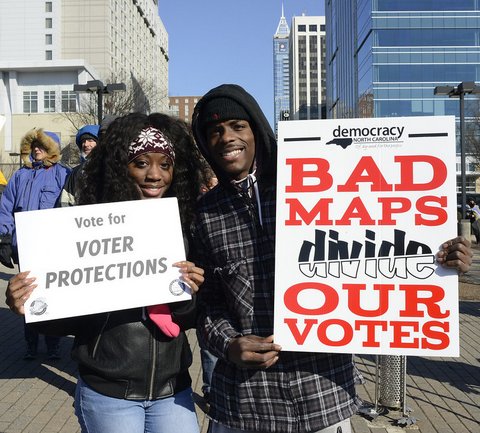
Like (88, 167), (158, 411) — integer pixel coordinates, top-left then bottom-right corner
(327, 124), (405, 148)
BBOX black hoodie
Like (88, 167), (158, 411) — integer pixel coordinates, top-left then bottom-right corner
(192, 84), (277, 186)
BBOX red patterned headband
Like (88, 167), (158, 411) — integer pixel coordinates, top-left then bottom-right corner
(128, 127), (175, 164)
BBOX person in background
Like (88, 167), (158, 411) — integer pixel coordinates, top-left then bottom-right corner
(467, 197), (480, 243)
(190, 84), (474, 433)
(76, 124), (99, 159)
(0, 128), (70, 359)
(58, 124), (100, 207)
(6, 112), (209, 433)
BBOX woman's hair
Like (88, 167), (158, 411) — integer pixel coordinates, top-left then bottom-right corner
(77, 112), (209, 231)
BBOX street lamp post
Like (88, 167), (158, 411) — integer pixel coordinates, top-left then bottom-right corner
(73, 80), (126, 124)
(434, 81), (480, 229)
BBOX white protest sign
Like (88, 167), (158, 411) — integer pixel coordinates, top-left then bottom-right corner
(16, 198), (191, 323)
(275, 116), (459, 356)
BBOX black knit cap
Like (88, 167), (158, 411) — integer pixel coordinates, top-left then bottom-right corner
(79, 133), (98, 144)
(197, 97), (251, 132)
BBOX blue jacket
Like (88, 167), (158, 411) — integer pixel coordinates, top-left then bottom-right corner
(0, 161), (70, 251)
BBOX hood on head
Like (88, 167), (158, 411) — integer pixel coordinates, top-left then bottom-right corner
(192, 84), (276, 184)
(75, 124), (100, 149)
(20, 128), (61, 167)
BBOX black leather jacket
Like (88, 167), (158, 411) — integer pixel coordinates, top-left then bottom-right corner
(33, 298), (196, 400)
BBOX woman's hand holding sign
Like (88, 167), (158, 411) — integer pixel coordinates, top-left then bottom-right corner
(173, 260), (204, 293)
(5, 271), (36, 315)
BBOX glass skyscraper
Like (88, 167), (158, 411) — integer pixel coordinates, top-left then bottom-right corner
(326, 0), (480, 192)
(273, 6), (290, 135)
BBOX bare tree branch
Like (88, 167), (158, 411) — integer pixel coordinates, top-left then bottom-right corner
(58, 75), (168, 167)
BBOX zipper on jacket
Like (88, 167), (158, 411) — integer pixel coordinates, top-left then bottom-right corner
(92, 312), (110, 358)
(148, 323), (158, 400)
(25, 168), (39, 208)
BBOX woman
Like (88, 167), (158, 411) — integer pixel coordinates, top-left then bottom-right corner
(0, 128), (70, 359)
(6, 113), (209, 433)
(0, 128), (70, 269)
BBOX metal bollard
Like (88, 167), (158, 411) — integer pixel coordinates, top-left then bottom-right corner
(358, 354), (415, 425)
(378, 355), (405, 409)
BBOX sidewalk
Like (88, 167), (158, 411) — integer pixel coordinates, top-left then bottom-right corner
(0, 253), (479, 433)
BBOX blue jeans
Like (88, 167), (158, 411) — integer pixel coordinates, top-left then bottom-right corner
(196, 329), (217, 396)
(75, 377), (199, 433)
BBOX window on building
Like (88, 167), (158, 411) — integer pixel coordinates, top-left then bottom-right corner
(299, 105), (308, 120)
(457, 177), (476, 194)
(45, 50), (52, 60)
(309, 25), (317, 32)
(23, 91), (38, 113)
(45, 18), (52, 28)
(44, 91), (56, 112)
(298, 25), (306, 32)
(62, 91), (77, 112)
(378, 0), (474, 11)
(45, 34), (52, 45)
(45, 1), (52, 12)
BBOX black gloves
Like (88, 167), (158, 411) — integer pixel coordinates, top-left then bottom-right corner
(0, 234), (14, 268)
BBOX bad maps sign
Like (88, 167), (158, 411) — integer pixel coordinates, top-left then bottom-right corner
(16, 198), (191, 323)
(274, 116), (459, 357)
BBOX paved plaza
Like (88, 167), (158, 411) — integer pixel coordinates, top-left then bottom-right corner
(0, 251), (479, 433)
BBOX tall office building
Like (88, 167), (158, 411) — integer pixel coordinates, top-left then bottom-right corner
(0, 0), (168, 166)
(326, 1), (480, 192)
(273, 5), (290, 134)
(289, 15), (326, 120)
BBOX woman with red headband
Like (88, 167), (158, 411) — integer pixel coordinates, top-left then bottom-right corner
(6, 112), (210, 433)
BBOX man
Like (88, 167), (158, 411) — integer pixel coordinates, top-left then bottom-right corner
(191, 84), (473, 433)
(76, 124), (99, 158)
(58, 124), (99, 207)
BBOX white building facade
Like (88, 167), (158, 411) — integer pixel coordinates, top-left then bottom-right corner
(289, 15), (326, 120)
(0, 0), (168, 169)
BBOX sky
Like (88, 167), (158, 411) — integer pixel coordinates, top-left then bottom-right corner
(158, 1), (325, 125)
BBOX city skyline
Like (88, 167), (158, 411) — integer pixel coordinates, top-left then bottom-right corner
(159, 0), (325, 125)
(326, 0), (480, 193)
